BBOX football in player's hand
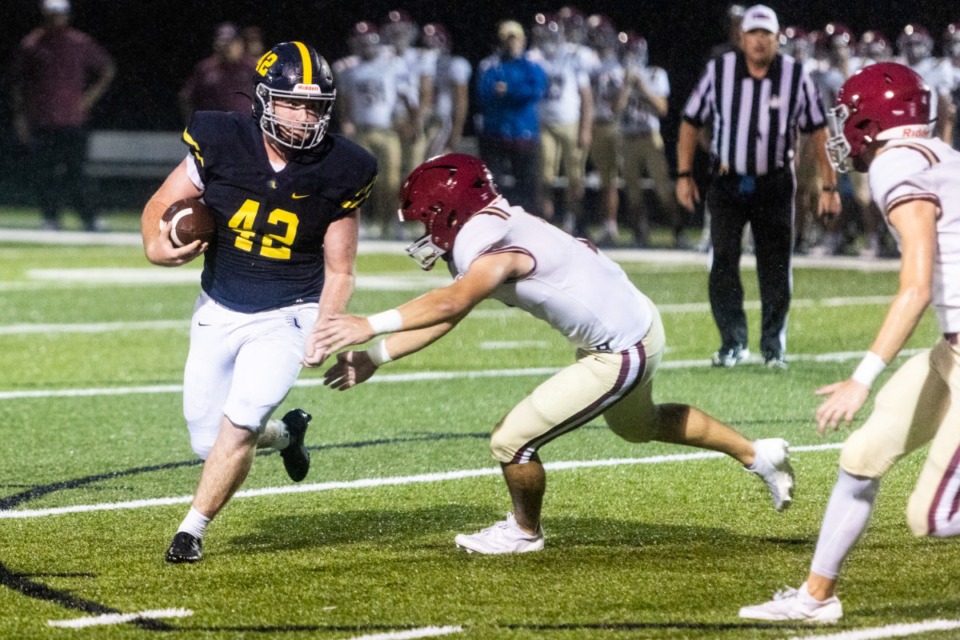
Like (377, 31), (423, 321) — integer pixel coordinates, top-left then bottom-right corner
(161, 198), (217, 247)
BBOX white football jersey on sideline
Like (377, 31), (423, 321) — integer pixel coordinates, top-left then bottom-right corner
(868, 137), (960, 332)
(449, 198), (653, 352)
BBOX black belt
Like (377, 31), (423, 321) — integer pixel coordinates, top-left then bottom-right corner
(946, 333), (958, 345)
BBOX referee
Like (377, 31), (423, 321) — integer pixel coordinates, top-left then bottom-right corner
(676, 4), (841, 369)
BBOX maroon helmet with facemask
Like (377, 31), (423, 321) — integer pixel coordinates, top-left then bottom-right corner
(398, 154), (500, 270)
(826, 62), (931, 173)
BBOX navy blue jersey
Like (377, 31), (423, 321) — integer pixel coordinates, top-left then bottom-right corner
(183, 111), (377, 312)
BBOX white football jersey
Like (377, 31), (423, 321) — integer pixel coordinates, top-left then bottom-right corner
(449, 198), (653, 352)
(529, 47), (591, 125)
(868, 137), (960, 332)
(336, 50), (403, 128)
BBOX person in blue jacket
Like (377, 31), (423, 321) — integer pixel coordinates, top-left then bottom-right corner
(475, 20), (548, 212)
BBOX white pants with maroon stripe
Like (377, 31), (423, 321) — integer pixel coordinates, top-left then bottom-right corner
(182, 292), (318, 460)
(840, 338), (960, 537)
(489, 303), (666, 463)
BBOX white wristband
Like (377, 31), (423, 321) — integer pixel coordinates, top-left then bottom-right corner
(366, 339), (393, 367)
(851, 351), (887, 387)
(367, 309), (403, 335)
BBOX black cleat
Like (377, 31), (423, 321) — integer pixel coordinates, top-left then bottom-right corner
(280, 408), (312, 482)
(165, 532), (202, 563)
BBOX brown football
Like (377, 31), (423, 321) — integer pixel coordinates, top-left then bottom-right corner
(160, 198), (217, 247)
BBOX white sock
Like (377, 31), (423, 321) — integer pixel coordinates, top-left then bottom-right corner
(257, 418), (290, 451)
(810, 468), (879, 579)
(605, 220), (619, 236)
(177, 506), (211, 540)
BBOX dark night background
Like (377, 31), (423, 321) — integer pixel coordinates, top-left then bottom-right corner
(1, 0), (957, 206)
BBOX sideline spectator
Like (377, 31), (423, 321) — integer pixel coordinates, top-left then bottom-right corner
(421, 23), (472, 157)
(335, 21), (410, 239)
(10, 0), (115, 231)
(475, 19), (548, 213)
(178, 22), (256, 125)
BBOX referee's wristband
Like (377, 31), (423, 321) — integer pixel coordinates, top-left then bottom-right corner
(676, 171), (693, 179)
(851, 351), (886, 387)
(822, 185), (838, 193)
(366, 339), (393, 367)
(367, 309), (403, 335)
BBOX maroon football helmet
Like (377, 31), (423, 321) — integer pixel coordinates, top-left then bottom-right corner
(826, 62), (932, 173)
(398, 154), (500, 270)
(421, 22), (450, 51)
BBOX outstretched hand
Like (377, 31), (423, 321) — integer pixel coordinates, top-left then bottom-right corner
(302, 313), (376, 368)
(323, 350), (377, 390)
(814, 378), (870, 436)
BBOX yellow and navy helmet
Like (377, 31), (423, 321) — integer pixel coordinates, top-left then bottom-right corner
(253, 41), (335, 151)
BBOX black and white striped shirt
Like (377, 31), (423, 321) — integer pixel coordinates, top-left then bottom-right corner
(682, 50), (826, 177)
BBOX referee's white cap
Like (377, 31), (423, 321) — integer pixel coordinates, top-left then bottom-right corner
(742, 5), (779, 33)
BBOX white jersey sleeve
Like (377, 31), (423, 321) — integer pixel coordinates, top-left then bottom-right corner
(450, 198), (653, 352)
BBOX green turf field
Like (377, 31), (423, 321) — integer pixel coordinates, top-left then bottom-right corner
(1, 230), (958, 640)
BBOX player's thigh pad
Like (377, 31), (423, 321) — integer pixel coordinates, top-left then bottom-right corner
(183, 294), (240, 459)
(840, 348), (946, 478)
(603, 306), (665, 442)
(222, 303), (318, 430)
(906, 340), (960, 536)
(490, 350), (635, 463)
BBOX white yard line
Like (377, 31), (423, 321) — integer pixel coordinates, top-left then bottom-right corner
(47, 608), (193, 628)
(0, 295), (897, 336)
(0, 444), (841, 520)
(784, 619), (960, 640)
(345, 626), (463, 640)
(0, 349), (924, 401)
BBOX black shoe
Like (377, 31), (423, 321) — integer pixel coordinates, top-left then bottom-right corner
(166, 532), (202, 563)
(712, 344), (750, 368)
(280, 408), (312, 482)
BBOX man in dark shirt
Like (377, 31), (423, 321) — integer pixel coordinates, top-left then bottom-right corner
(178, 22), (257, 124)
(10, 0), (115, 231)
(676, 4), (840, 369)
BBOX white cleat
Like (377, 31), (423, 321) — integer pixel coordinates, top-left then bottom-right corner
(454, 513), (545, 554)
(748, 438), (795, 511)
(739, 582), (843, 622)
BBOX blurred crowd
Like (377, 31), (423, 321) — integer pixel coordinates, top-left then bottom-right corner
(11, 0), (960, 255)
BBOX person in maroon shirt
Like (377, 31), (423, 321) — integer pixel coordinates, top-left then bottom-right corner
(10, 0), (115, 231)
(178, 22), (258, 125)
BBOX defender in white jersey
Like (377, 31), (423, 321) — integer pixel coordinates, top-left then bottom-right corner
(309, 153), (795, 554)
(741, 62), (960, 623)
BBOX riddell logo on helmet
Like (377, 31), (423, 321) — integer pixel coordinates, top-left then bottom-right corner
(295, 84), (322, 92)
(902, 127), (927, 137)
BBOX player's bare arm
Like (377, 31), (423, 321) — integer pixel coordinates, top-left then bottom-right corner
(302, 211), (360, 367)
(675, 121), (701, 211)
(142, 158), (207, 267)
(313, 251), (532, 361)
(809, 127), (842, 218)
(815, 199), (936, 434)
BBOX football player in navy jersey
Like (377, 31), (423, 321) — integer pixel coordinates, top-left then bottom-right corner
(141, 41), (377, 563)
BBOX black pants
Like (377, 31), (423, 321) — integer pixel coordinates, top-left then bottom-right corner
(30, 127), (98, 228)
(478, 136), (539, 213)
(706, 170), (795, 356)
